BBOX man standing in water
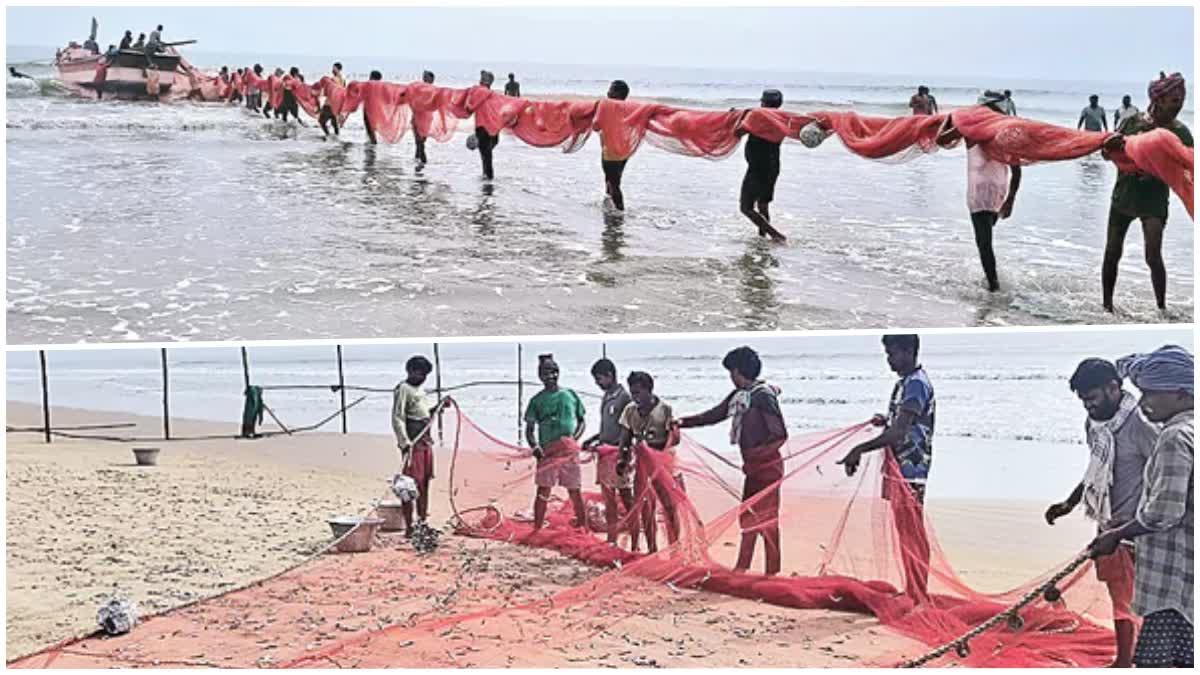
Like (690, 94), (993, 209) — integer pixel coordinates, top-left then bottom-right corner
(246, 63), (264, 112)
(582, 358), (635, 547)
(937, 91), (1022, 292)
(363, 70), (383, 144)
(1079, 94), (1108, 132)
(679, 346), (788, 575)
(909, 85), (938, 115)
(469, 70), (501, 179)
(504, 72), (521, 97)
(317, 63), (344, 138)
(392, 355), (436, 538)
(1090, 345), (1193, 669)
(1101, 72), (1192, 314)
(413, 70), (436, 166)
(733, 89), (788, 242)
(598, 80), (632, 211)
(525, 354), (588, 532)
(839, 334), (935, 598)
(1114, 94), (1139, 128)
(1046, 358), (1158, 668)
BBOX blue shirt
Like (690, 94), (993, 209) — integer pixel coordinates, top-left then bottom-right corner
(888, 366), (935, 483)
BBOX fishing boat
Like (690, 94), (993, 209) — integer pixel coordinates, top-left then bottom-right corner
(53, 17), (196, 100)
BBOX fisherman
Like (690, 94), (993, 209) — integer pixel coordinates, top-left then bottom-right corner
(838, 334), (935, 597)
(132, 33), (145, 50)
(278, 67), (303, 123)
(733, 89), (788, 242)
(1078, 94), (1108, 132)
(1100, 72), (1193, 313)
(1046, 358), (1158, 667)
(246, 63), (264, 111)
(581, 358), (635, 547)
(263, 67), (285, 119)
(1089, 345), (1193, 669)
(363, 70), (383, 144)
(413, 70), (435, 165)
(505, 72), (521, 97)
(678, 346), (787, 575)
(392, 355), (437, 538)
(469, 70), (501, 179)
(317, 63), (345, 139)
(8, 66), (33, 80)
(619, 370), (682, 553)
(118, 30), (133, 50)
(524, 354), (588, 532)
(909, 85), (938, 115)
(146, 25), (164, 54)
(1114, 94), (1139, 128)
(598, 80), (632, 211)
(1002, 89), (1017, 116)
(936, 90), (1022, 292)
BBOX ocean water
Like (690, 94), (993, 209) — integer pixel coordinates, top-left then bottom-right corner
(7, 327), (1192, 501)
(6, 54), (1195, 344)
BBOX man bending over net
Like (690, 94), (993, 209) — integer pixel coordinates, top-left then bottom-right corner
(678, 346), (787, 575)
(525, 354), (588, 531)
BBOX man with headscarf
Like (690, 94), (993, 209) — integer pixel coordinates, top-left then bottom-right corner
(1100, 72), (1193, 314)
(733, 89), (788, 243)
(1047, 358), (1158, 667)
(1090, 344), (1193, 668)
(936, 90), (1023, 292)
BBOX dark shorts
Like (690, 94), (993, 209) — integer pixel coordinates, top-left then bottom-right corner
(602, 159), (627, 184)
(1134, 609), (1194, 668)
(740, 165), (780, 208)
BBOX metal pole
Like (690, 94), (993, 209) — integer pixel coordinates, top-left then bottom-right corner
(602, 342), (607, 359)
(38, 350), (51, 444)
(433, 343), (443, 439)
(336, 345), (347, 434)
(240, 346), (251, 390)
(160, 348), (171, 440)
(516, 343), (523, 446)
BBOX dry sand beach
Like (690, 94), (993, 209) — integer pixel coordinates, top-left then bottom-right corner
(6, 401), (1095, 666)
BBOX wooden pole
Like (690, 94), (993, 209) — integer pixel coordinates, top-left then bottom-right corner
(602, 342), (608, 359)
(517, 343), (524, 446)
(336, 345), (347, 434)
(38, 350), (51, 444)
(433, 343), (443, 439)
(240, 346), (251, 390)
(160, 348), (171, 440)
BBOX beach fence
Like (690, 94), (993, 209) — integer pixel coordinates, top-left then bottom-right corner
(11, 342), (609, 447)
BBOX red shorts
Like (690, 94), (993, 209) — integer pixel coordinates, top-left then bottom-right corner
(1095, 543), (1135, 622)
(403, 438), (434, 483)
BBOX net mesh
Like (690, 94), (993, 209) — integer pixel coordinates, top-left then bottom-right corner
(11, 398), (1121, 669)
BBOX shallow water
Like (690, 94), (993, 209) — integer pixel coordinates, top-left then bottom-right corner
(6, 64), (1194, 344)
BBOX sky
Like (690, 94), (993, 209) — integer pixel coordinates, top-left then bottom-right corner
(5, 5), (1195, 83)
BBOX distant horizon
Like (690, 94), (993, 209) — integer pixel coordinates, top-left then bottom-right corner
(4, 41), (1176, 90)
(5, 5), (1193, 85)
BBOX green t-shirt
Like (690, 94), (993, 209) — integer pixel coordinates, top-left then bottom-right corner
(1112, 114), (1193, 220)
(525, 388), (585, 447)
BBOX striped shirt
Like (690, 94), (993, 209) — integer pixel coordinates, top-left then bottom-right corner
(1133, 410), (1193, 624)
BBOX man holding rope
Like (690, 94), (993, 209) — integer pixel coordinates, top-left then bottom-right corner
(1089, 345), (1193, 668)
(392, 355), (436, 538)
(1047, 358), (1158, 667)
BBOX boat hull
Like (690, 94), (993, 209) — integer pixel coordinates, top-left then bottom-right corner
(55, 47), (185, 100)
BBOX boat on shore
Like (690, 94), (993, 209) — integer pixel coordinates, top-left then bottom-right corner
(55, 45), (186, 100)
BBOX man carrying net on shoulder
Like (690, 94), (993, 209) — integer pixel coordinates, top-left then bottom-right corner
(525, 354), (588, 532)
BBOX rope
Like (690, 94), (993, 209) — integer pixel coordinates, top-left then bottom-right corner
(898, 552), (1091, 668)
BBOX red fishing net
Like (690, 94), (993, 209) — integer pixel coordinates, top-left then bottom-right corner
(175, 65), (1194, 213)
(9, 399), (1120, 669)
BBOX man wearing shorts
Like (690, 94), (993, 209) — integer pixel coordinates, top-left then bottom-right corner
(583, 358), (635, 546)
(619, 370), (681, 553)
(599, 80), (632, 211)
(735, 89), (787, 242)
(1047, 358), (1157, 667)
(525, 354), (588, 531)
